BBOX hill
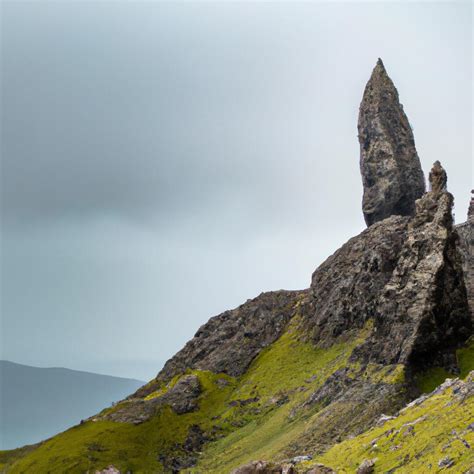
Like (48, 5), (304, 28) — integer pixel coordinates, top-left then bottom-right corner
(0, 361), (144, 450)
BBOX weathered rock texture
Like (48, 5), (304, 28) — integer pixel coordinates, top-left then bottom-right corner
(103, 374), (201, 424)
(135, 290), (306, 398)
(429, 160), (447, 193)
(302, 186), (471, 368)
(456, 190), (474, 319)
(353, 190), (472, 370)
(358, 58), (425, 226)
(303, 215), (410, 342)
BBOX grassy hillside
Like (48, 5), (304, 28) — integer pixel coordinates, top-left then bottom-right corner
(1, 328), (472, 473)
(307, 372), (474, 473)
(0, 319), (372, 473)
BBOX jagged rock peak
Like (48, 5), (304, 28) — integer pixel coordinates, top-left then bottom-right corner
(358, 59), (426, 227)
(429, 160), (447, 193)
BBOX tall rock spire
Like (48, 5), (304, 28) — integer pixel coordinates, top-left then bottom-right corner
(358, 59), (426, 226)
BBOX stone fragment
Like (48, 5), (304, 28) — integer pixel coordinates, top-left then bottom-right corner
(230, 460), (295, 474)
(358, 58), (425, 226)
(290, 454), (312, 463)
(375, 414), (396, 427)
(356, 458), (377, 474)
(305, 464), (336, 474)
(160, 374), (201, 414)
(95, 467), (120, 474)
(438, 456), (455, 468)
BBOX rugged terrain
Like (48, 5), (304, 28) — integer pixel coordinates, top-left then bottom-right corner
(1, 60), (473, 473)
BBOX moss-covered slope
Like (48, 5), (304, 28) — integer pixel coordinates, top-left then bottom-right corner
(2, 330), (472, 473)
(307, 370), (474, 473)
(0, 318), (402, 473)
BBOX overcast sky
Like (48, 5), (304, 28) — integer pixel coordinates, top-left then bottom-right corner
(1, 1), (472, 380)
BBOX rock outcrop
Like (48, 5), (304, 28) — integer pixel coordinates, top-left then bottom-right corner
(358, 58), (425, 226)
(135, 290), (305, 397)
(103, 374), (202, 424)
(428, 160), (447, 193)
(456, 190), (474, 318)
(303, 215), (410, 343)
(353, 187), (471, 370)
(302, 177), (471, 369)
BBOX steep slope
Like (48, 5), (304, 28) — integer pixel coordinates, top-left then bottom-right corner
(0, 361), (144, 450)
(307, 370), (474, 473)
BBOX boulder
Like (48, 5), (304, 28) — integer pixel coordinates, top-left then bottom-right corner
(356, 458), (376, 474)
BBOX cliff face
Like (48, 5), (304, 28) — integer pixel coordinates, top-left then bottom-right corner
(141, 290), (306, 390)
(354, 190), (471, 370)
(358, 59), (425, 227)
(2, 60), (473, 474)
(456, 191), (474, 319)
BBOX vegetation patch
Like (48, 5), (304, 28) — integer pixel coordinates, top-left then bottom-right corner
(309, 381), (474, 473)
(413, 338), (474, 394)
(1, 319), (371, 473)
(457, 336), (474, 379)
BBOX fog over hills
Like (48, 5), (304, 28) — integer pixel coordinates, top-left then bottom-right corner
(0, 361), (144, 450)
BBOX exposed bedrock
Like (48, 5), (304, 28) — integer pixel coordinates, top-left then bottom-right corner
(456, 190), (474, 319)
(134, 289), (306, 398)
(359, 190), (472, 369)
(358, 59), (425, 226)
(302, 184), (471, 373)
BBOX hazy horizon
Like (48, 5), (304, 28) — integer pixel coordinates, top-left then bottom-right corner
(1, 1), (472, 381)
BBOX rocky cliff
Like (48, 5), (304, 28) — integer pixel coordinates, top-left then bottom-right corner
(456, 191), (474, 318)
(1, 60), (473, 474)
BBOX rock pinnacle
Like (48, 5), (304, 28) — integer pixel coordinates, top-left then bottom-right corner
(358, 59), (426, 226)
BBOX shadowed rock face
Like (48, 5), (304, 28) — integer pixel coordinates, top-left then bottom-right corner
(353, 190), (472, 369)
(456, 190), (474, 319)
(358, 59), (425, 226)
(302, 188), (471, 370)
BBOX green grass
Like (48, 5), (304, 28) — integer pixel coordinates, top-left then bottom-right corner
(415, 366), (453, 394)
(3, 326), (471, 473)
(1, 371), (236, 473)
(1, 319), (372, 473)
(414, 338), (474, 394)
(194, 321), (374, 472)
(308, 381), (474, 473)
(458, 336), (474, 379)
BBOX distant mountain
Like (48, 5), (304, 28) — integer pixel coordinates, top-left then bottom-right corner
(0, 360), (144, 450)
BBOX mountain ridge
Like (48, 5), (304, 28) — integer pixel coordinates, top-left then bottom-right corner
(1, 360), (144, 383)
